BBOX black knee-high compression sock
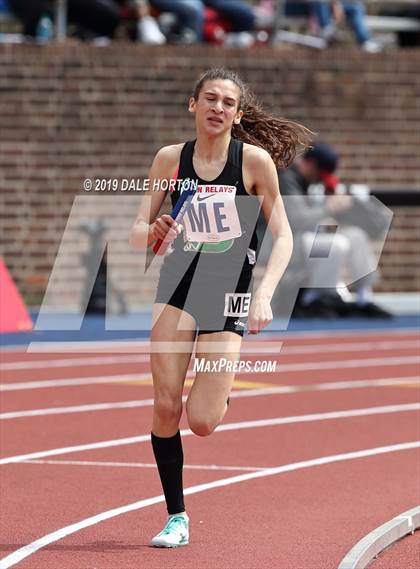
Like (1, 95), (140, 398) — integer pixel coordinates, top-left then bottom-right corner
(151, 430), (185, 515)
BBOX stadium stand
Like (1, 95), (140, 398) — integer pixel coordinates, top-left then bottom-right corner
(0, 44), (418, 310)
(1, 1), (419, 46)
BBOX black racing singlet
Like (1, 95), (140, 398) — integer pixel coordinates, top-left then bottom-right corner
(160, 138), (261, 277)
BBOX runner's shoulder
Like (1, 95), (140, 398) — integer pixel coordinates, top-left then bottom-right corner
(243, 143), (272, 168)
(242, 143), (274, 185)
(152, 144), (184, 177)
(155, 144), (184, 163)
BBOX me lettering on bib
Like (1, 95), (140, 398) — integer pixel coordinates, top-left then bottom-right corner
(182, 183), (242, 254)
(184, 184), (242, 243)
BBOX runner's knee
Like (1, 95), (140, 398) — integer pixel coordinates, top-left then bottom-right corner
(154, 394), (183, 423)
(188, 418), (215, 437)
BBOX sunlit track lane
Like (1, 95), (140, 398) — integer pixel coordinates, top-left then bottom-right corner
(1, 382), (418, 457)
(1, 330), (419, 567)
(0, 383), (156, 414)
(0, 461), (219, 561)
(1, 328), (415, 358)
(1, 362), (418, 410)
(2, 365), (419, 416)
(1, 329), (418, 364)
(1, 345), (419, 384)
(0, 361), (151, 384)
(1, 428), (418, 568)
(41, 407), (417, 469)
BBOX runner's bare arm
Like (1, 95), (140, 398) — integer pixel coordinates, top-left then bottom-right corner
(129, 144), (183, 250)
(244, 146), (293, 333)
(249, 146), (293, 299)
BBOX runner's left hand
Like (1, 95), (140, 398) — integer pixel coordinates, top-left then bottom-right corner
(247, 297), (273, 334)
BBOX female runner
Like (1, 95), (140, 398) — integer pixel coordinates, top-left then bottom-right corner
(130, 68), (311, 547)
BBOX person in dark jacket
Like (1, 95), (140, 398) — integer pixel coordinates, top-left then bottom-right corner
(259, 142), (391, 318)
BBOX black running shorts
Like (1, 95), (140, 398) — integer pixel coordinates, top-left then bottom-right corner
(155, 261), (253, 337)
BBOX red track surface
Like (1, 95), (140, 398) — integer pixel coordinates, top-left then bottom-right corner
(0, 329), (419, 568)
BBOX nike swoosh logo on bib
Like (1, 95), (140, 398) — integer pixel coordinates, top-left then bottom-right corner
(196, 194), (215, 202)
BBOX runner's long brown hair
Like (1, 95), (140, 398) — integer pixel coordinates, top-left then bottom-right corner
(193, 68), (312, 169)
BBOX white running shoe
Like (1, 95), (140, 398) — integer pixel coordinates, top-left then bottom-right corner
(150, 513), (189, 548)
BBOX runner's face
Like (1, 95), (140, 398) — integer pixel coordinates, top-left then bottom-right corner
(189, 79), (243, 135)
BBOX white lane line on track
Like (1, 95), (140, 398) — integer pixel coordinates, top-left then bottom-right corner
(281, 340), (420, 355)
(2, 355), (419, 392)
(0, 441), (418, 569)
(1, 327), (418, 353)
(1, 377), (419, 420)
(2, 340), (419, 371)
(20, 459), (266, 472)
(1, 403), (418, 466)
(0, 398), (155, 419)
(0, 373), (152, 392)
(0, 354), (150, 371)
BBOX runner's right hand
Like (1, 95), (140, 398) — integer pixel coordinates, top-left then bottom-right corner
(151, 214), (183, 243)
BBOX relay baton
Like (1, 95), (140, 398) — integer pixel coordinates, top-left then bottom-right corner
(152, 178), (196, 256)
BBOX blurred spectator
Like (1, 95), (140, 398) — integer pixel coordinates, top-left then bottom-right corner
(310, 1), (382, 52)
(8, 0), (273, 45)
(204, 1), (256, 33)
(8, 0), (166, 43)
(8, 0), (121, 40)
(282, 0), (381, 52)
(203, 0), (257, 45)
(7, 0), (41, 37)
(260, 143), (391, 318)
(149, 0), (205, 42)
(7, 0), (53, 37)
(150, 0), (273, 45)
(133, 0), (166, 44)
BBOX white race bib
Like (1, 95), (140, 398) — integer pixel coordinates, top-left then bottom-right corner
(183, 185), (242, 243)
